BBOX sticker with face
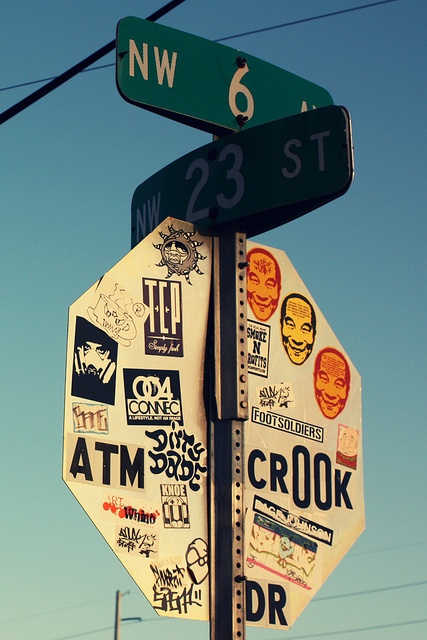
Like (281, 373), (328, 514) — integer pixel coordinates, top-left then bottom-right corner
(314, 348), (350, 419)
(336, 424), (359, 469)
(280, 293), (316, 365)
(153, 225), (206, 284)
(247, 248), (281, 322)
(71, 316), (118, 405)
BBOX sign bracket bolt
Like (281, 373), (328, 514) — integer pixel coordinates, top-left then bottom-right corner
(236, 114), (249, 128)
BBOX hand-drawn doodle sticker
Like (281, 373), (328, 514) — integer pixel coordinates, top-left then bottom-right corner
(186, 538), (208, 584)
(87, 279), (147, 346)
(72, 316), (118, 405)
(72, 402), (109, 434)
(313, 347), (350, 419)
(336, 424), (359, 469)
(153, 224), (206, 283)
(246, 247), (281, 321)
(257, 382), (294, 410)
(280, 293), (317, 365)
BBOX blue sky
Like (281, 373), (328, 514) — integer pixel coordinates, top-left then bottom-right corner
(1, 1), (426, 639)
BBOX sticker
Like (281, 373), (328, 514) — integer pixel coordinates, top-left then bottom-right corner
(102, 495), (160, 524)
(161, 484), (190, 528)
(314, 347), (350, 419)
(252, 495), (333, 546)
(247, 512), (318, 590)
(247, 247), (281, 321)
(153, 224), (207, 283)
(247, 320), (271, 377)
(66, 433), (145, 491)
(256, 382), (294, 411)
(72, 402), (108, 434)
(123, 369), (183, 426)
(142, 278), (183, 357)
(87, 277), (147, 346)
(336, 424), (359, 469)
(116, 524), (158, 557)
(146, 424), (207, 492)
(251, 407), (324, 443)
(280, 293), (316, 366)
(71, 316), (118, 405)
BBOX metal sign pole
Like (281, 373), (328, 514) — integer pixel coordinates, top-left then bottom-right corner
(209, 229), (248, 640)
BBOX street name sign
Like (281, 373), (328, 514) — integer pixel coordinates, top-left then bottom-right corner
(116, 16), (333, 135)
(243, 240), (364, 628)
(63, 218), (212, 621)
(131, 105), (353, 246)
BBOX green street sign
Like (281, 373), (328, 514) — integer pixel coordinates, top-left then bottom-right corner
(131, 105), (354, 246)
(116, 16), (333, 135)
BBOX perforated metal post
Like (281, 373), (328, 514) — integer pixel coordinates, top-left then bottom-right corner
(209, 230), (247, 640)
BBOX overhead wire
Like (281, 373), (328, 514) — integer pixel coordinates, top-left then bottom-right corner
(0, 0), (187, 125)
(0, 0), (400, 122)
(43, 582), (427, 639)
(216, 0), (399, 42)
(47, 618), (148, 640)
(279, 617), (427, 639)
(0, 580), (427, 624)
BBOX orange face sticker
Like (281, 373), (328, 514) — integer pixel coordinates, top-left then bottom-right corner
(280, 294), (316, 365)
(313, 348), (350, 419)
(247, 248), (281, 322)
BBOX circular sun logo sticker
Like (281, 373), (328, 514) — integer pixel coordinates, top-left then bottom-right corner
(154, 225), (207, 284)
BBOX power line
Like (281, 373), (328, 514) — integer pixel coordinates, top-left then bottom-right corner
(314, 579), (427, 602)
(0, 63), (115, 93)
(48, 618), (153, 640)
(0, 0), (400, 118)
(216, 0), (400, 42)
(2, 579), (424, 630)
(0, 595), (115, 625)
(0, 0), (186, 125)
(281, 617), (427, 639)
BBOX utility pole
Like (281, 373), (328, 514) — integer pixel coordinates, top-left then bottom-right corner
(114, 591), (141, 640)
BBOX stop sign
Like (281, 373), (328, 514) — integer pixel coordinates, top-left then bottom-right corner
(243, 240), (364, 629)
(63, 218), (212, 621)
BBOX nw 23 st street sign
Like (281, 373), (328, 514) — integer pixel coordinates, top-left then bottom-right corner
(116, 16), (333, 135)
(131, 105), (354, 246)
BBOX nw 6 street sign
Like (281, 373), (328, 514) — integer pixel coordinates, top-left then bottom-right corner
(131, 105), (353, 246)
(116, 16), (333, 135)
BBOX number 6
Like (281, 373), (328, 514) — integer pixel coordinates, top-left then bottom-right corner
(229, 64), (254, 121)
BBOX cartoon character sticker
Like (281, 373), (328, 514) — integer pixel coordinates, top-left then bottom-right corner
(314, 347), (350, 419)
(247, 513), (318, 590)
(247, 247), (281, 321)
(336, 424), (359, 469)
(87, 278), (147, 346)
(280, 293), (316, 365)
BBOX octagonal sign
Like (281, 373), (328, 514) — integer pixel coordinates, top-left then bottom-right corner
(243, 240), (364, 629)
(63, 218), (212, 621)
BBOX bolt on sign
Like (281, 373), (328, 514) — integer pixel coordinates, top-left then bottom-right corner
(63, 218), (212, 620)
(116, 16), (333, 136)
(243, 240), (364, 629)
